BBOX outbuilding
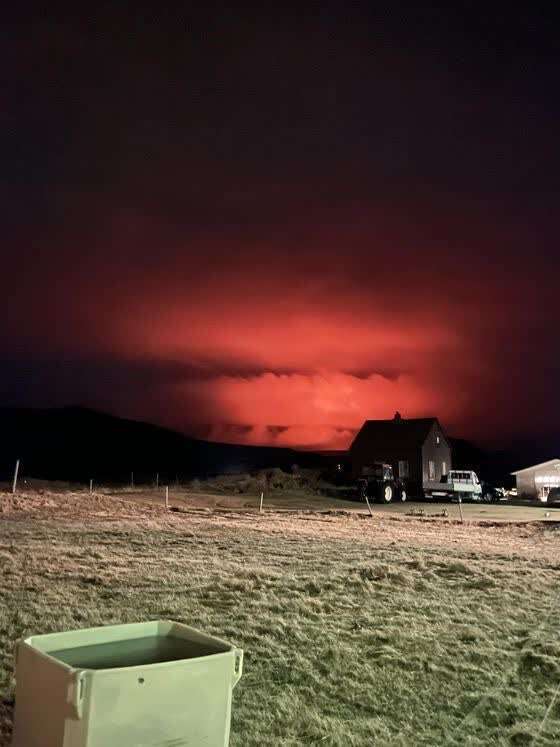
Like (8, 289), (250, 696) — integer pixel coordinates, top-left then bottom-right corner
(350, 414), (452, 497)
(511, 459), (560, 502)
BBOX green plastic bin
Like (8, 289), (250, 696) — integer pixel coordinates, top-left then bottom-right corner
(11, 620), (243, 747)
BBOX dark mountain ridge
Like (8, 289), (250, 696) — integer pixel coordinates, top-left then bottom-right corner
(0, 406), (326, 485)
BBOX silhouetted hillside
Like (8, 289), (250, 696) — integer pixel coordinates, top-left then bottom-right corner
(0, 407), (326, 484)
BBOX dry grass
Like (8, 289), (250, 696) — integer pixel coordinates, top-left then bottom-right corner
(1, 491), (560, 745)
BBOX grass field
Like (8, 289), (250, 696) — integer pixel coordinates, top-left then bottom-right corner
(1, 490), (560, 745)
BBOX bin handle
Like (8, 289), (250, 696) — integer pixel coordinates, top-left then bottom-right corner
(232, 649), (243, 688)
(69, 670), (87, 719)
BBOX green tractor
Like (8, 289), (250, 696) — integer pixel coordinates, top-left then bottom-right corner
(356, 462), (407, 504)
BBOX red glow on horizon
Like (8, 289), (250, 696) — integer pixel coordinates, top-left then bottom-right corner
(105, 263), (472, 448)
(7, 195), (549, 450)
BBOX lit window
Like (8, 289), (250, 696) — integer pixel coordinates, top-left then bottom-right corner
(442, 461), (447, 475)
(428, 461), (435, 480)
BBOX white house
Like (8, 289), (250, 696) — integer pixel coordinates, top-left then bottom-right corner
(511, 459), (560, 502)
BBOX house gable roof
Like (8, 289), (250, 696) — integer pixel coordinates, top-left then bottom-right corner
(511, 458), (560, 475)
(351, 417), (442, 452)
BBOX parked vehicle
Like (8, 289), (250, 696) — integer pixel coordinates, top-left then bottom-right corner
(357, 462), (407, 504)
(491, 486), (512, 502)
(424, 470), (494, 502)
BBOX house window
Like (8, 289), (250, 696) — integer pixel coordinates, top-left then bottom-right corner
(442, 461), (447, 476)
(398, 460), (409, 478)
(428, 460), (435, 480)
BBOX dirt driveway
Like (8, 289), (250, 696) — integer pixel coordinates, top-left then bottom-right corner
(368, 499), (560, 522)
(103, 487), (560, 523)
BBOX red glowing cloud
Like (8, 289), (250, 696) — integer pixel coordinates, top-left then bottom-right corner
(182, 370), (466, 449)
(5, 183), (555, 451)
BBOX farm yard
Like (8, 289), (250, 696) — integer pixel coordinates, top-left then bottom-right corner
(1, 489), (560, 745)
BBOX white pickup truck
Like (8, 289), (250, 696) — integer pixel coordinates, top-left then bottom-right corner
(424, 470), (488, 501)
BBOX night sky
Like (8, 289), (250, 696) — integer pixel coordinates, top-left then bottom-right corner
(2, 3), (559, 451)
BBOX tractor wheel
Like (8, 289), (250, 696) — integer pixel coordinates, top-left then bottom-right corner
(399, 487), (407, 502)
(379, 482), (393, 503)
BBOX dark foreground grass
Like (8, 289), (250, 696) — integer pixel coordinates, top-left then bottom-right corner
(1, 515), (559, 745)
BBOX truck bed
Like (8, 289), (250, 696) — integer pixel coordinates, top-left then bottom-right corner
(424, 480), (479, 495)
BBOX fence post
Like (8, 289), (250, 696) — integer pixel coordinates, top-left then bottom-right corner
(89, 479), (93, 494)
(12, 460), (20, 495)
(259, 491), (264, 514)
(165, 486), (169, 509)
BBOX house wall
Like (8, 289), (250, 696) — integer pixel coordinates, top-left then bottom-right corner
(351, 445), (418, 481)
(421, 422), (452, 484)
(351, 445), (425, 496)
(383, 450), (423, 492)
(516, 472), (535, 499)
(410, 453), (424, 495)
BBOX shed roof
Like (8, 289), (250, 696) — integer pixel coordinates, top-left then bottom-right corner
(511, 458), (560, 475)
(351, 417), (441, 451)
